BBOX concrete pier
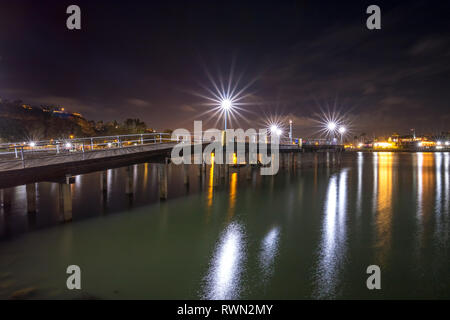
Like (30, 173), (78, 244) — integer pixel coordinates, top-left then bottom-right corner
(224, 164), (229, 179)
(1, 188), (12, 210)
(125, 166), (134, 195)
(183, 164), (190, 185)
(297, 153), (302, 168)
(246, 164), (252, 180)
(58, 182), (72, 222)
(158, 163), (168, 200)
(26, 183), (36, 213)
(213, 164), (219, 187)
(100, 170), (108, 194)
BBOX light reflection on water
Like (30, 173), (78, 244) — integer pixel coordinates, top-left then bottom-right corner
(259, 226), (280, 283)
(375, 152), (393, 265)
(203, 222), (245, 300)
(315, 169), (348, 299)
(0, 152), (450, 299)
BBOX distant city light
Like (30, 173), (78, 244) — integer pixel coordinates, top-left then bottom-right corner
(107, 143), (112, 148)
(437, 141), (442, 145)
(65, 142), (72, 148)
(374, 141), (395, 149)
(338, 126), (346, 134)
(29, 142), (36, 147)
(446, 141), (450, 146)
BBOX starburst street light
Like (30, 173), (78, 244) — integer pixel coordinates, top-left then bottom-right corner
(220, 99), (233, 130)
(188, 61), (258, 131)
(327, 122), (337, 131)
(221, 99), (232, 110)
(270, 124), (282, 136)
(338, 126), (346, 144)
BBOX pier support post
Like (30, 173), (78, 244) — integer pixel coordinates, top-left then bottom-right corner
(219, 164), (225, 179)
(158, 163), (168, 200)
(213, 164), (219, 187)
(125, 166), (134, 195)
(100, 170), (108, 194)
(326, 152), (330, 168)
(26, 183), (36, 214)
(183, 164), (190, 185)
(1, 188), (12, 211)
(246, 164), (252, 180)
(287, 153), (292, 173)
(224, 164), (229, 179)
(59, 182), (72, 222)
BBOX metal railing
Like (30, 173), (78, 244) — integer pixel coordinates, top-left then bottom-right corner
(0, 131), (306, 168)
(0, 133), (175, 165)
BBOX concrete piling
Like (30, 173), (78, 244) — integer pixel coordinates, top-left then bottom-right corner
(158, 163), (168, 200)
(246, 164), (252, 180)
(26, 183), (36, 213)
(58, 182), (72, 222)
(1, 188), (12, 211)
(125, 166), (134, 195)
(100, 170), (108, 194)
(183, 164), (190, 185)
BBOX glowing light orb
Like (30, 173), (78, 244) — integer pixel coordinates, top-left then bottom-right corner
(221, 99), (232, 110)
(327, 122), (337, 131)
(270, 125), (282, 136)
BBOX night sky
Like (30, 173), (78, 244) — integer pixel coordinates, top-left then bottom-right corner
(1, 0), (449, 137)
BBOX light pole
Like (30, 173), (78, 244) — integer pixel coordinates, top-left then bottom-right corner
(338, 126), (346, 144)
(327, 122), (337, 144)
(289, 119), (293, 144)
(220, 99), (232, 130)
(270, 125), (282, 143)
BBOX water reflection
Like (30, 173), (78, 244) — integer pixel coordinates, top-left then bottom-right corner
(375, 152), (393, 264)
(203, 222), (245, 300)
(259, 226), (280, 282)
(435, 153), (442, 216)
(356, 152), (363, 215)
(207, 154), (215, 209)
(372, 153), (378, 214)
(444, 153), (449, 215)
(228, 173), (237, 219)
(315, 169), (348, 298)
(416, 153), (435, 232)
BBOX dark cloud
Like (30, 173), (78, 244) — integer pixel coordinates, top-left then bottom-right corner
(0, 0), (449, 136)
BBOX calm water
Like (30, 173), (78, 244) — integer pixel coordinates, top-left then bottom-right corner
(0, 152), (449, 299)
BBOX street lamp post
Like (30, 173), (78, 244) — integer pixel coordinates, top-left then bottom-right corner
(220, 99), (232, 130)
(289, 119), (293, 144)
(338, 126), (346, 144)
(327, 122), (337, 144)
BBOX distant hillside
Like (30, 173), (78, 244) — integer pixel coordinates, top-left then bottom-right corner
(0, 99), (151, 143)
